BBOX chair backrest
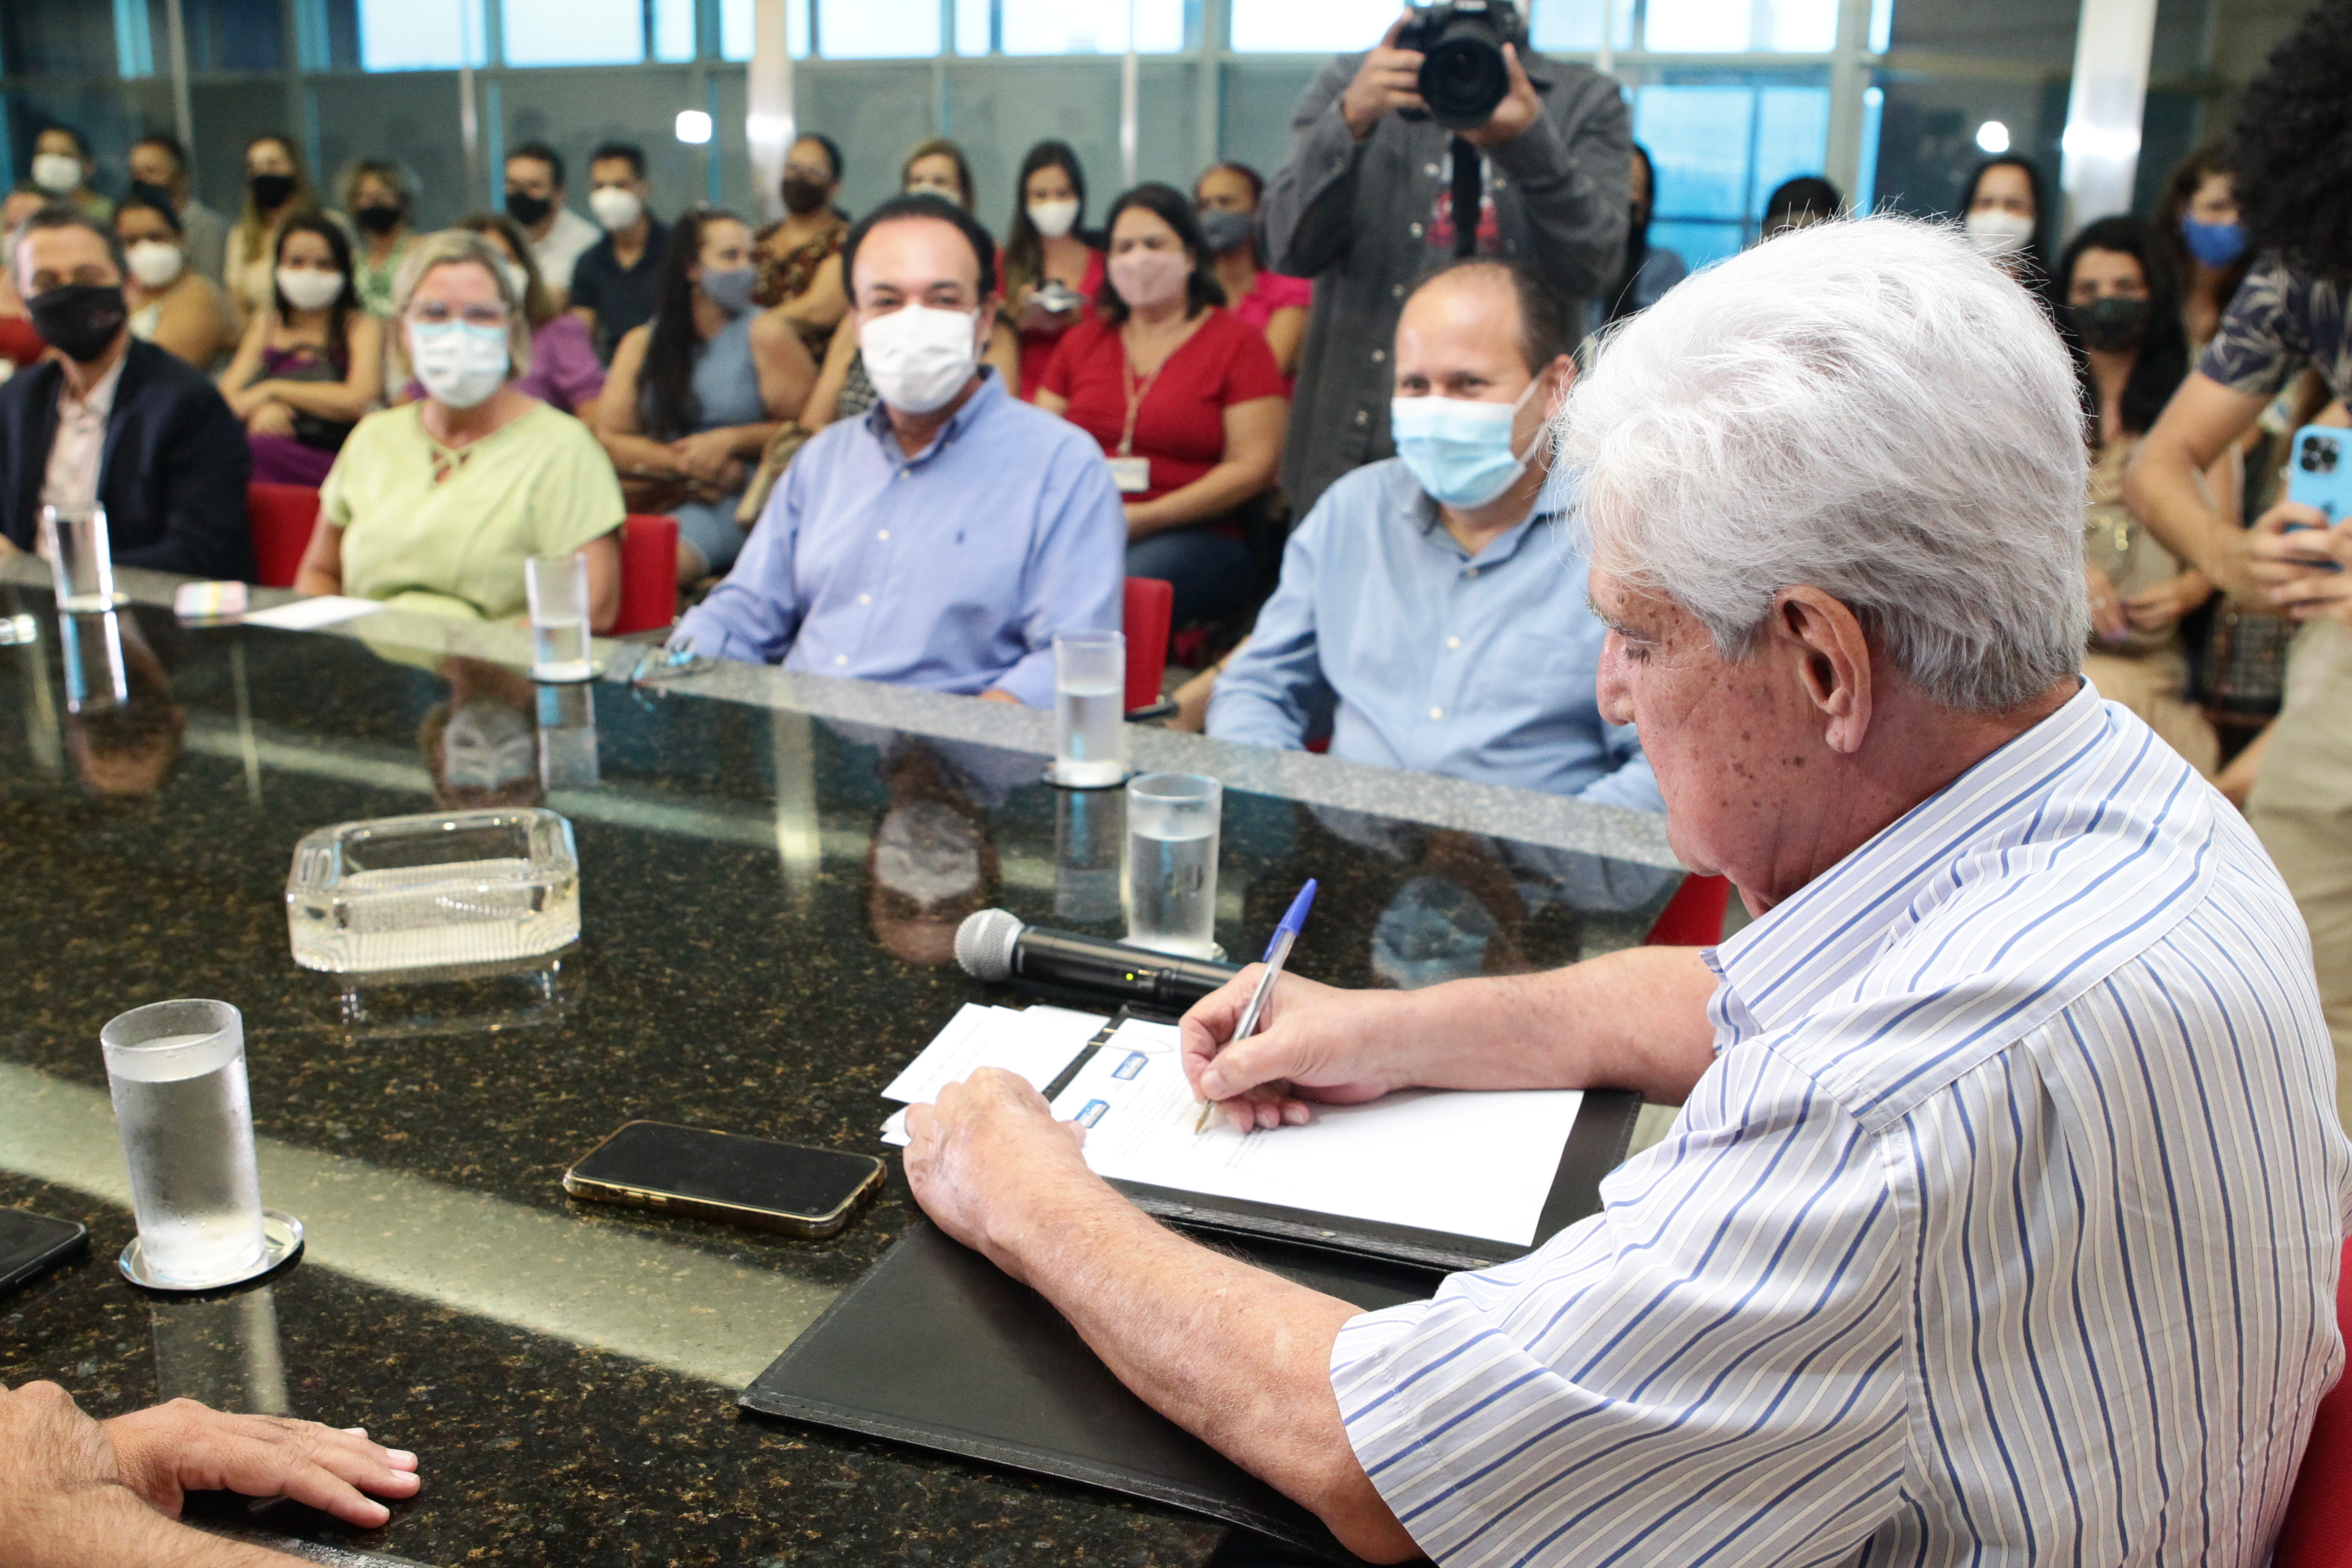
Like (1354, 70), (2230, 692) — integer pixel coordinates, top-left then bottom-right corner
(616, 515), (681, 636)
(2275, 1235), (2352, 1568)
(1122, 577), (1173, 714)
(1643, 873), (1730, 947)
(246, 483), (321, 589)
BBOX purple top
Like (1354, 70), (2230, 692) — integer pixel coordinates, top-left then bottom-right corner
(403, 313), (607, 415)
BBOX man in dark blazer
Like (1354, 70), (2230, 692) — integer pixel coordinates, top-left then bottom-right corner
(0, 205), (252, 581)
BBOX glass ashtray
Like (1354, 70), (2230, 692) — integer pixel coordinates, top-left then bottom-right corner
(286, 808), (580, 975)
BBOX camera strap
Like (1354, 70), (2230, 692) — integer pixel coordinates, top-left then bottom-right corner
(1449, 137), (1483, 258)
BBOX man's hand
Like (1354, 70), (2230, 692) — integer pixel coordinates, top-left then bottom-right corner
(976, 688), (1022, 705)
(1178, 969), (1423, 1131)
(1460, 43), (1543, 147)
(103, 1401), (419, 1529)
(1340, 15), (1427, 139)
(2249, 498), (2352, 626)
(2123, 571), (2212, 633)
(0, 1381), (141, 1568)
(903, 1068), (1094, 1282)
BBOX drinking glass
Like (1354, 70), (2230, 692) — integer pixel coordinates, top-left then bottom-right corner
(536, 681), (601, 791)
(1125, 773), (1222, 958)
(57, 608), (128, 713)
(1050, 630), (1127, 787)
(525, 553), (594, 682)
(101, 1000), (268, 1289)
(39, 504), (117, 612)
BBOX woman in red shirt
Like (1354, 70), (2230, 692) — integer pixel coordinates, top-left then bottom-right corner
(1036, 183), (1287, 624)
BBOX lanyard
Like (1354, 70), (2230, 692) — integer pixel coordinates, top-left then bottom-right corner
(1118, 327), (1171, 457)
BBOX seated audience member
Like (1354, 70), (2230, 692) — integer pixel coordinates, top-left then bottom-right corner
(113, 190), (235, 368)
(1209, 260), (1658, 809)
(672, 195), (1123, 702)
(2062, 216), (2222, 774)
(754, 132), (850, 358)
(1001, 140), (1104, 396)
(2158, 142), (2248, 356)
(294, 231), (623, 624)
(504, 142), (599, 305)
(1, 187), (58, 370)
(127, 133), (228, 283)
(0, 1379), (419, 1568)
(0, 206), (252, 579)
(800, 149), (1020, 427)
(1959, 154), (2051, 294)
(217, 213), (381, 487)
(341, 158), (420, 317)
(1761, 174), (1840, 238)
(597, 207), (814, 581)
(1036, 183), (1285, 624)
(28, 125), (109, 221)
(1593, 143), (1687, 332)
(228, 133), (324, 326)
(901, 218), (2352, 1565)
(568, 142), (667, 363)
(446, 212), (604, 418)
(1194, 161), (1310, 382)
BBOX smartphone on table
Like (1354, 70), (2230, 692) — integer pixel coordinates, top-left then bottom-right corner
(562, 1122), (884, 1239)
(0, 1208), (90, 1298)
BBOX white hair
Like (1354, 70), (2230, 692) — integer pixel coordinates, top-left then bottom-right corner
(1557, 216), (2088, 713)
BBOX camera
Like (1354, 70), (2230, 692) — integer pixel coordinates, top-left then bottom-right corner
(2300, 434), (2339, 474)
(1396, 1), (1528, 131)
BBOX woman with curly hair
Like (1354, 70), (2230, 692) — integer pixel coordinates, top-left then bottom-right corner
(2126, 0), (2352, 1132)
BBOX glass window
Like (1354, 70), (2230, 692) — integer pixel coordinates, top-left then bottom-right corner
(503, 0), (643, 66)
(1000, 0), (1184, 54)
(652, 0), (696, 62)
(1751, 85), (1832, 207)
(1645, 0), (1838, 52)
(1531, 0), (1634, 53)
(1229, 0), (1395, 53)
(357, 0), (487, 71)
(955, 0), (992, 53)
(1635, 79), (1830, 266)
(817, 0), (940, 58)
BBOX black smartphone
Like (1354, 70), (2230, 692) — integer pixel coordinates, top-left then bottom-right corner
(562, 1121), (885, 1239)
(0, 1208), (90, 1297)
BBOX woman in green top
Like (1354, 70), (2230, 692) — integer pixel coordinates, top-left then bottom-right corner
(341, 158), (421, 317)
(295, 230), (625, 627)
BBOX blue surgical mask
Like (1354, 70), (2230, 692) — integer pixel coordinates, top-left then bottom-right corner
(2180, 215), (2249, 271)
(1389, 378), (1542, 510)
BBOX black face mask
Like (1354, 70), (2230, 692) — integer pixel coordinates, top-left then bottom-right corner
(2069, 296), (2151, 354)
(353, 203), (404, 236)
(505, 191), (552, 227)
(781, 176), (830, 215)
(28, 283), (130, 363)
(249, 171), (296, 210)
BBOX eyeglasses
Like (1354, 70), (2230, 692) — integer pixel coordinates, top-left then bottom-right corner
(408, 300), (511, 329)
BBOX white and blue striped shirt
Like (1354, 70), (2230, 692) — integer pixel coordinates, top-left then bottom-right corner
(1331, 684), (2352, 1565)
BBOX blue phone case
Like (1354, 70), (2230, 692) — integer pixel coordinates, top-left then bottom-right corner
(2286, 425), (2352, 525)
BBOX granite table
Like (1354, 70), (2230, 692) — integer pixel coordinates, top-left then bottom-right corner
(0, 567), (1685, 1566)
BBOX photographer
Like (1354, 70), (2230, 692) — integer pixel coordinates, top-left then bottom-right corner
(1262, 3), (1627, 513)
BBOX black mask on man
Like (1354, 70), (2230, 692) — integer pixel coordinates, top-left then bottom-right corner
(353, 203), (404, 236)
(29, 284), (130, 363)
(249, 171), (296, 210)
(781, 176), (831, 215)
(2068, 296), (2151, 354)
(505, 191), (552, 228)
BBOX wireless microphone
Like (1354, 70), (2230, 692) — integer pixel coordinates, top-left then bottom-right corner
(953, 909), (1239, 1008)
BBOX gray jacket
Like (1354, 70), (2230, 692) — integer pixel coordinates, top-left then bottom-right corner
(1263, 51), (1629, 514)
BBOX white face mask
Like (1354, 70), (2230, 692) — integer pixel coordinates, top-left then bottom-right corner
(126, 240), (186, 289)
(276, 266), (344, 313)
(589, 187), (643, 232)
(1964, 209), (2035, 260)
(31, 153), (82, 195)
(860, 304), (982, 415)
(1027, 198), (1081, 240)
(409, 320), (511, 409)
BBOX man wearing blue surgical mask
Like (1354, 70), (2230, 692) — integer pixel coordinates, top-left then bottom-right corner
(1209, 259), (1660, 810)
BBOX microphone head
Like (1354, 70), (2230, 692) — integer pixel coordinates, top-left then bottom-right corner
(954, 908), (1024, 982)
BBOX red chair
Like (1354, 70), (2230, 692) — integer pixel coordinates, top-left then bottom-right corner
(1644, 873), (1731, 947)
(1123, 577), (1174, 718)
(2275, 1235), (2352, 1567)
(616, 515), (681, 636)
(247, 483), (321, 589)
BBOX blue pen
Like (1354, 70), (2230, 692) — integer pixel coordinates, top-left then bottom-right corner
(1196, 879), (1318, 1133)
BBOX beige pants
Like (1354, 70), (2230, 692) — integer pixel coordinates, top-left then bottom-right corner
(2246, 620), (2352, 1134)
(2082, 647), (2220, 777)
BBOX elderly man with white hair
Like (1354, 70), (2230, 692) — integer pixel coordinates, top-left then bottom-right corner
(901, 218), (2352, 1564)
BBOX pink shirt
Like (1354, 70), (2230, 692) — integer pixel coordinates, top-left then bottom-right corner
(1229, 270), (1311, 334)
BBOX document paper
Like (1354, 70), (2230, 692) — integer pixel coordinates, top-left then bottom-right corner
(242, 595), (385, 631)
(1048, 1020), (1582, 1247)
(880, 1004), (1108, 1146)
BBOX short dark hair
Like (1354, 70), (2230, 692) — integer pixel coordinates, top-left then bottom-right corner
(589, 140), (646, 180)
(16, 202), (127, 281)
(1094, 182), (1225, 325)
(132, 132), (189, 174)
(113, 187), (182, 236)
(842, 194), (999, 301)
(2228, 0), (2352, 281)
(36, 124), (90, 161)
(1763, 175), (1841, 228)
(507, 141), (565, 188)
(1410, 258), (1579, 374)
(796, 132), (845, 184)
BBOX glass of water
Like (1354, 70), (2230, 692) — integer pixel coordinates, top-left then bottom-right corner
(39, 504), (118, 612)
(1051, 630), (1127, 787)
(525, 553), (595, 682)
(100, 1000), (268, 1289)
(1125, 772), (1223, 959)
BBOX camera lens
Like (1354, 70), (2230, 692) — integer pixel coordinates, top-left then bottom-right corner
(1417, 20), (1512, 130)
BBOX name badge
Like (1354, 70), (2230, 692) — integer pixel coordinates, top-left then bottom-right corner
(1108, 456), (1152, 493)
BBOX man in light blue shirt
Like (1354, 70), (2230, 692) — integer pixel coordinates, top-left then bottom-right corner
(673, 196), (1124, 706)
(1208, 260), (1661, 812)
